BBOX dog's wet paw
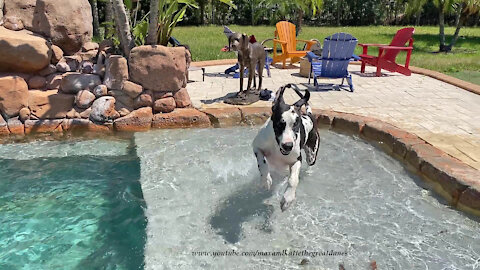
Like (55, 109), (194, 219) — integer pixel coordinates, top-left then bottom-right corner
(280, 189), (296, 211)
(280, 197), (291, 212)
(262, 175), (272, 190)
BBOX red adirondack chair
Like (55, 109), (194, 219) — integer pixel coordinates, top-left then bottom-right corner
(359, 27), (415, 76)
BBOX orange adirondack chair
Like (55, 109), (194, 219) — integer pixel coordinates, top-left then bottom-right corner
(273, 21), (316, 69)
(359, 27), (415, 76)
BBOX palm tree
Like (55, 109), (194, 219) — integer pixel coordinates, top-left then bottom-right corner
(405, 0), (428, 25)
(266, 0), (323, 34)
(111, 0), (135, 56)
(435, 0), (479, 51)
(434, 0), (457, 51)
(91, 0), (101, 38)
(147, 0), (159, 44)
(196, 0), (236, 25)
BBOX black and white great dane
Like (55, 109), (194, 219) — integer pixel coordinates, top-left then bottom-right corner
(252, 84), (320, 211)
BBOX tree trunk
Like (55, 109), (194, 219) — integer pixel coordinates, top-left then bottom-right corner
(394, 1), (399, 25)
(147, 0), (159, 45)
(251, 0), (254, 25)
(336, 0), (341, 26)
(439, 10), (446, 52)
(106, 0), (113, 23)
(112, 0), (135, 57)
(415, 9), (421, 26)
(211, 0), (214, 25)
(199, 1), (205, 25)
(91, 0), (101, 38)
(447, 3), (465, 51)
(296, 8), (304, 36)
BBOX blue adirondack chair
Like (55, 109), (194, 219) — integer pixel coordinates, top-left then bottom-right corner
(307, 33), (358, 92)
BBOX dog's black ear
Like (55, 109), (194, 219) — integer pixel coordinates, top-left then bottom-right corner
(293, 89), (310, 108)
(272, 85), (287, 111)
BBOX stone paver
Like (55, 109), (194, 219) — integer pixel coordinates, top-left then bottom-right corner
(187, 64), (480, 170)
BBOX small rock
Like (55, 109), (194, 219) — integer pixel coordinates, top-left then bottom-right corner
(66, 108), (80, 119)
(60, 73), (102, 94)
(3, 16), (24, 31)
(27, 76), (47, 89)
(56, 61), (71, 73)
(64, 56), (82, 71)
(90, 96), (118, 123)
(115, 101), (133, 115)
(82, 42), (99, 52)
(104, 55), (129, 89)
(97, 51), (107, 66)
(98, 39), (114, 53)
(110, 91), (134, 108)
(77, 51), (98, 62)
(18, 107), (31, 122)
(38, 64), (57, 77)
(75, 90), (96, 109)
(154, 97), (176, 113)
(122, 81), (143, 99)
(93, 84), (108, 98)
(173, 88), (192, 108)
(154, 91), (173, 100)
(117, 108), (130, 117)
(93, 64), (105, 78)
(45, 73), (64, 89)
(134, 93), (153, 109)
(51, 45), (64, 64)
(79, 107), (92, 119)
(80, 61), (94, 74)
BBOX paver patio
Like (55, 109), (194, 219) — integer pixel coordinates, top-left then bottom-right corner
(187, 63), (480, 170)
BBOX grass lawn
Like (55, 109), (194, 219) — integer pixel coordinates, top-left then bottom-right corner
(173, 25), (480, 84)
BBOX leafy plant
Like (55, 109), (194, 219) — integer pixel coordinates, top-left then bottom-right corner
(132, 13), (150, 46)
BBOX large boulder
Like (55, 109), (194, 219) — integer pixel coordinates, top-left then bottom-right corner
(3, 0), (36, 30)
(0, 76), (29, 117)
(28, 90), (75, 119)
(90, 96), (119, 123)
(4, 0), (93, 55)
(114, 107), (153, 132)
(32, 0), (93, 54)
(60, 73), (101, 94)
(104, 55), (129, 90)
(0, 28), (51, 73)
(129, 45), (187, 92)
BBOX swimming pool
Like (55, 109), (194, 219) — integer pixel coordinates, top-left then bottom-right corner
(1, 127), (479, 269)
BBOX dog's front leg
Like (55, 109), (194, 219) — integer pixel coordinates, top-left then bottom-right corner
(247, 62), (254, 91)
(239, 63), (245, 93)
(253, 149), (272, 190)
(280, 160), (301, 211)
(257, 58), (265, 90)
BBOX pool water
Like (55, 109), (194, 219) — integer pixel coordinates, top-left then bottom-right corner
(135, 127), (480, 270)
(0, 139), (146, 270)
(1, 127), (479, 270)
